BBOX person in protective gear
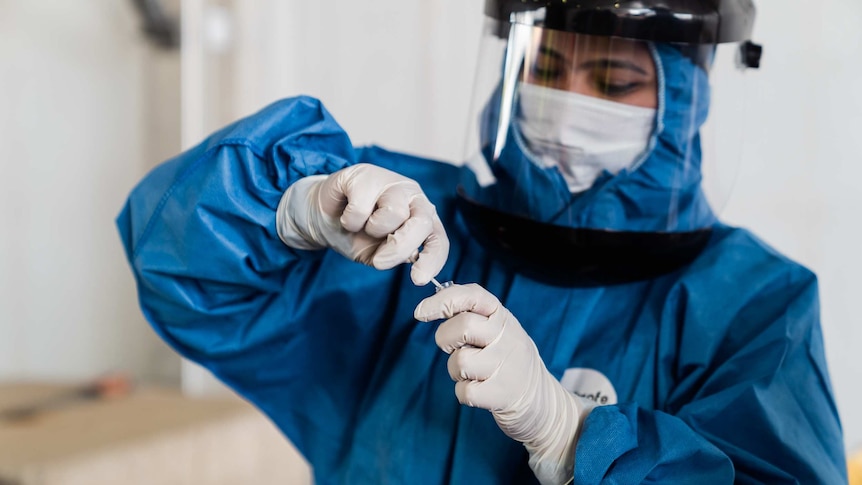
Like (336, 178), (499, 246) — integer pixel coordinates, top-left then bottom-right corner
(117, 1), (847, 483)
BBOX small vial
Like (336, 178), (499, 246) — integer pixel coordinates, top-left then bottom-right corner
(433, 280), (454, 293)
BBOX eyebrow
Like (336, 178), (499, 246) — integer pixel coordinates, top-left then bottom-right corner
(537, 46), (567, 63)
(537, 46), (649, 76)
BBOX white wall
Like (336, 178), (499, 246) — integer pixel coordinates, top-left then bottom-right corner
(224, 0), (486, 162)
(721, 0), (862, 452)
(0, 0), (182, 384)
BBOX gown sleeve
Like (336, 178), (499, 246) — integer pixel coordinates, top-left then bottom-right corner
(573, 236), (847, 484)
(116, 96), (400, 469)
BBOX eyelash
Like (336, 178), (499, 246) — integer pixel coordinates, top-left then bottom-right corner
(596, 80), (642, 96)
(531, 65), (563, 80)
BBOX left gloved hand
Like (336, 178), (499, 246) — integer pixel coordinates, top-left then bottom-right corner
(414, 284), (596, 485)
(275, 164), (448, 285)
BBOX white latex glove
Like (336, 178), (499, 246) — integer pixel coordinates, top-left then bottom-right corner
(276, 164), (449, 285)
(414, 284), (597, 485)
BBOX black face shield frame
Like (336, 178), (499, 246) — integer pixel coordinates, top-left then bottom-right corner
(484, 0), (762, 69)
(484, 0), (756, 44)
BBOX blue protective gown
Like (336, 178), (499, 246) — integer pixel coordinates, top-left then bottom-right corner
(118, 47), (846, 484)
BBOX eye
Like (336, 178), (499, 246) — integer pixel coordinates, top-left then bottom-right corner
(592, 70), (646, 97)
(596, 80), (644, 97)
(531, 63), (563, 81)
(530, 46), (568, 82)
(530, 56), (564, 81)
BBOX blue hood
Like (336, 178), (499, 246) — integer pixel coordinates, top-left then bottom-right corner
(462, 43), (716, 233)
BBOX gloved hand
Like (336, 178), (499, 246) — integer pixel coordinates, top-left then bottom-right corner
(276, 164), (449, 285)
(414, 284), (597, 485)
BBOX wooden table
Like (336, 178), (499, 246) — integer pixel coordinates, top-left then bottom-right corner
(0, 384), (311, 485)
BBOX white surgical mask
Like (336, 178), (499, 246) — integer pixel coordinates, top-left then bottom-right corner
(516, 83), (657, 193)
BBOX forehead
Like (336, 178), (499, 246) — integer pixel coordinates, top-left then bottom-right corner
(533, 30), (651, 58)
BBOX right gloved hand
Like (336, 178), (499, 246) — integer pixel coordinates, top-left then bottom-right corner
(415, 284), (596, 485)
(276, 163), (449, 286)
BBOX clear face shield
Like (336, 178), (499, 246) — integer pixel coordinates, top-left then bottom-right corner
(457, 1), (761, 286)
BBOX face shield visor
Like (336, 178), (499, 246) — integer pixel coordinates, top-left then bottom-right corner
(458, 0), (762, 286)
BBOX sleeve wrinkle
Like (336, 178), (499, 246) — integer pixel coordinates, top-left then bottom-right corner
(131, 139), (267, 260)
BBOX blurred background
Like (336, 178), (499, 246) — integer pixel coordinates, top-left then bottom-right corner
(1, 0), (860, 482)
